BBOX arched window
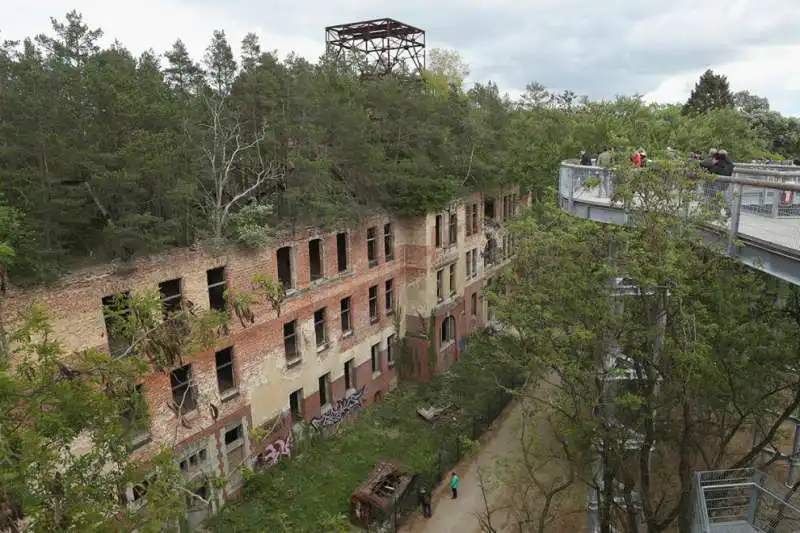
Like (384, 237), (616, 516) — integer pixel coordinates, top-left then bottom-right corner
(440, 315), (455, 345)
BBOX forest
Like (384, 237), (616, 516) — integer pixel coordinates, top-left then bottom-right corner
(2, 11), (799, 286)
(3, 9), (800, 533)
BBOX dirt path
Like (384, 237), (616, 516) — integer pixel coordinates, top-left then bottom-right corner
(401, 402), (523, 533)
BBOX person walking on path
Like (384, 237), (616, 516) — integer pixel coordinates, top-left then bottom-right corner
(418, 487), (432, 518)
(449, 472), (460, 499)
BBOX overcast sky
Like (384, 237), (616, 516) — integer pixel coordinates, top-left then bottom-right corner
(4, 0), (800, 116)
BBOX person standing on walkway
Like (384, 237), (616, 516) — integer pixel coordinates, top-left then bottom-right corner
(450, 472), (460, 499)
(419, 486), (432, 518)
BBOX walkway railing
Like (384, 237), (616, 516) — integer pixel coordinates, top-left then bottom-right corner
(692, 468), (800, 533)
(559, 161), (800, 255)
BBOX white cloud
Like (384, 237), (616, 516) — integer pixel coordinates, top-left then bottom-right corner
(643, 45), (800, 113)
(3, 0), (800, 115)
(3, 0), (324, 64)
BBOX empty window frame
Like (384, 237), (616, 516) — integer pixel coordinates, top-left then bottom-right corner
(384, 223), (394, 261)
(371, 343), (381, 374)
(435, 215), (443, 247)
(367, 227), (378, 266)
(314, 308), (327, 347)
(471, 247), (478, 276)
(284, 320), (299, 362)
(340, 297), (352, 334)
(215, 346), (236, 395)
(369, 285), (379, 322)
(336, 232), (348, 272)
(387, 334), (396, 367)
(159, 278), (182, 316)
(465, 251), (472, 278)
(471, 293), (478, 316)
(471, 203), (479, 234)
(207, 267), (227, 311)
(448, 212), (457, 245)
(344, 358), (356, 390)
(319, 373), (332, 408)
(102, 291), (132, 357)
(224, 424), (245, 472)
(449, 263), (456, 295)
(276, 246), (293, 290)
(441, 316), (455, 345)
(170, 364), (197, 412)
(308, 239), (323, 281)
(436, 269), (444, 301)
(385, 279), (394, 314)
(121, 384), (149, 445)
(484, 198), (495, 219)
(289, 389), (303, 421)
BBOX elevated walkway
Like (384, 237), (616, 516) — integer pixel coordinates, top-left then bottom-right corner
(693, 469), (800, 533)
(558, 162), (800, 285)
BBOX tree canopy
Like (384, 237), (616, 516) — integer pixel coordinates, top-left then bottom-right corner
(1, 12), (799, 286)
(682, 68), (735, 116)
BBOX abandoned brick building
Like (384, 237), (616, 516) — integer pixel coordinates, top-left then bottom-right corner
(2, 188), (526, 524)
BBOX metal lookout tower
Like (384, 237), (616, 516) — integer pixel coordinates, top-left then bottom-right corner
(324, 18), (426, 77)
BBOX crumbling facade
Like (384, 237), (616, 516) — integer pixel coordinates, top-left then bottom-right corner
(2, 187), (527, 521)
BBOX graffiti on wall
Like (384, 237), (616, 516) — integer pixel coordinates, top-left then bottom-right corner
(310, 386), (367, 431)
(255, 410), (293, 471)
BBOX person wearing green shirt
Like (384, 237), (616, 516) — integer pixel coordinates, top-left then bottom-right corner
(450, 472), (460, 499)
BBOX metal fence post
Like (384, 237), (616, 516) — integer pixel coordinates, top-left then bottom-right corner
(727, 182), (743, 258)
(747, 470), (766, 524)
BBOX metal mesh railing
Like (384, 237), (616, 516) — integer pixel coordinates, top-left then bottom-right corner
(559, 162), (800, 254)
(692, 469), (800, 533)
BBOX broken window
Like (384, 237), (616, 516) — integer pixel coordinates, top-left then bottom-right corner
(207, 267), (227, 311)
(102, 291), (132, 357)
(466, 251), (472, 278)
(314, 308), (327, 347)
(387, 334), (396, 367)
(159, 278), (182, 317)
(369, 285), (379, 322)
(340, 297), (352, 334)
(367, 227), (377, 267)
(471, 293), (478, 316)
(308, 239), (323, 282)
(121, 384), (149, 447)
(471, 203), (479, 234)
(371, 343), (381, 373)
(319, 373), (332, 408)
(484, 198), (495, 220)
(276, 246), (293, 290)
(344, 358), (356, 390)
(179, 448), (208, 477)
(441, 316), (455, 345)
(436, 269), (444, 301)
(170, 364), (197, 412)
(435, 215), (443, 247)
(385, 279), (394, 314)
(215, 346), (236, 396)
(224, 424), (245, 473)
(336, 232), (348, 272)
(284, 320), (299, 362)
(384, 223), (394, 261)
(471, 247), (478, 276)
(448, 213), (457, 245)
(289, 389), (303, 421)
(449, 263), (456, 295)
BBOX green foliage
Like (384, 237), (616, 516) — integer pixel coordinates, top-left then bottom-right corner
(682, 69), (735, 116)
(494, 163), (800, 531)
(208, 334), (519, 532)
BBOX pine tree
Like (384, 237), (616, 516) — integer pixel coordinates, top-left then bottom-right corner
(682, 68), (735, 115)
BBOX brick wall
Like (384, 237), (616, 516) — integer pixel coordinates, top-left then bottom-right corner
(1, 187), (529, 508)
